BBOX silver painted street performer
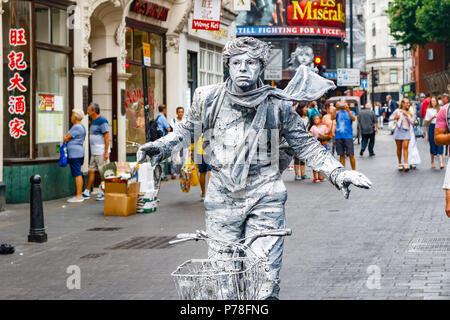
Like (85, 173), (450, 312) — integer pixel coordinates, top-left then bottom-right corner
(137, 37), (372, 299)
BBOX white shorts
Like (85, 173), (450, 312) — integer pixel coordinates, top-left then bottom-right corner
(443, 159), (450, 189)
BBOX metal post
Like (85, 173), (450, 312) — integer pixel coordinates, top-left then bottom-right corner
(350, 0), (354, 96)
(28, 175), (47, 243)
(142, 46), (150, 142)
(371, 66), (375, 105)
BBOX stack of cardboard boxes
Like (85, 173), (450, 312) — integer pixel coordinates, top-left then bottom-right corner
(103, 162), (158, 216)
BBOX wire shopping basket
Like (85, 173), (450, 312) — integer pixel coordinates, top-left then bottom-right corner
(171, 256), (265, 300)
(169, 228), (292, 300)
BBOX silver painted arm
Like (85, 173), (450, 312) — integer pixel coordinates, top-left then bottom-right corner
(137, 90), (202, 165)
(281, 106), (372, 198)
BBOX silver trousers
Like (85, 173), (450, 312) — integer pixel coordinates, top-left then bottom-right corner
(204, 173), (287, 299)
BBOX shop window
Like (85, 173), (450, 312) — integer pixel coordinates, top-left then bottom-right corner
(126, 27), (132, 60)
(125, 22), (165, 153)
(34, 4), (68, 46)
(3, 0), (72, 160)
(390, 69), (398, 83)
(199, 42), (224, 87)
(35, 4), (50, 43)
(133, 29), (149, 62)
(35, 50), (68, 158)
(372, 2), (376, 13)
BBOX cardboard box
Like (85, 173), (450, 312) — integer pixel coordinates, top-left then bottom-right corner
(104, 181), (140, 216)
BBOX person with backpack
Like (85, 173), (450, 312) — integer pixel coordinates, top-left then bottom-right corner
(156, 105), (172, 136)
(434, 93), (450, 217)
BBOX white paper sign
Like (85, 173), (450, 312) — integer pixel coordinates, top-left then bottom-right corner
(192, 0), (222, 31)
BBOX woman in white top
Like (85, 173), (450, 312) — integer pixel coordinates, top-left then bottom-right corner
(424, 96), (444, 169)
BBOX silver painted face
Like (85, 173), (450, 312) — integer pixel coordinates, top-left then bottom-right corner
(229, 53), (262, 91)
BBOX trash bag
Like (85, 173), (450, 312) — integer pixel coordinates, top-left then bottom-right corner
(59, 142), (68, 167)
(0, 243), (15, 255)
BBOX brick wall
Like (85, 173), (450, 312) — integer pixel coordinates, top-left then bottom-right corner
(413, 42), (446, 94)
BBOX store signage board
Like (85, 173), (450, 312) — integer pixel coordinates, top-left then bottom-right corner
(264, 49), (282, 81)
(130, 0), (169, 21)
(192, 0), (222, 31)
(337, 68), (360, 87)
(233, 0), (250, 11)
(7, 28), (29, 140)
(142, 42), (151, 67)
(236, 0), (346, 38)
(236, 26), (346, 37)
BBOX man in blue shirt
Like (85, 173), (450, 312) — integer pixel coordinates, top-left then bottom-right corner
(155, 105), (172, 136)
(332, 100), (356, 170)
(82, 103), (110, 201)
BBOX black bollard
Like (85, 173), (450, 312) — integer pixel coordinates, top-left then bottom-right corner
(28, 175), (47, 243)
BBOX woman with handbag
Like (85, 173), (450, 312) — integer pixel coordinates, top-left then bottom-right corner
(390, 99), (414, 171)
(64, 109), (87, 202)
(424, 96), (444, 169)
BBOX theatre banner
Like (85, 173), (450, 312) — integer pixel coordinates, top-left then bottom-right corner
(236, 0), (346, 38)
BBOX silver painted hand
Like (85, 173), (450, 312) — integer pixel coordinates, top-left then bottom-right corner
(137, 143), (163, 167)
(335, 170), (372, 199)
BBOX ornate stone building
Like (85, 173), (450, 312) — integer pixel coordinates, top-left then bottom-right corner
(0, 0), (237, 203)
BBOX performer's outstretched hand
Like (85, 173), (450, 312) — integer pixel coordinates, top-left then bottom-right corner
(137, 142), (163, 167)
(335, 170), (372, 199)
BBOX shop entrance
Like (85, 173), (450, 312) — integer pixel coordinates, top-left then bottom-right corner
(89, 57), (118, 161)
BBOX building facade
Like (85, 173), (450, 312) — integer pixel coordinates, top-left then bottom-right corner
(0, 0), (197, 203)
(365, 0), (404, 104)
(412, 42), (449, 96)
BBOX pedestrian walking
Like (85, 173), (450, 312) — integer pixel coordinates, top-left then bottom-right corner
(307, 101), (320, 127)
(404, 99), (421, 169)
(386, 95), (398, 114)
(193, 136), (211, 201)
(294, 102), (309, 180)
(82, 103), (110, 201)
(424, 96), (444, 169)
(332, 100), (356, 170)
(64, 109), (86, 202)
(358, 103), (378, 157)
(156, 104), (173, 181)
(390, 99), (414, 172)
(309, 115), (331, 182)
(374, 101), (384, 129)
(156, 104), (172, 136)
(433, 93), (450, 217)
(322, 102), (336, 155)
(170, 107), (187, 179)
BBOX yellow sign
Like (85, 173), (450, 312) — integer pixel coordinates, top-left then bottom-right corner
(142, 42), (151, 67)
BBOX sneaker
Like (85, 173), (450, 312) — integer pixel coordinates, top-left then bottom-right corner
(319, 177), (324, 182)
(67, 197), (84, 203)
(313, 179), (320, 183)
(295, 175), (302, 181)
(360, 150), (364, 156)
(96, 194), (104, 201)
(301, 175), (309, 180)
(171, 174), (177, 180)
(201, 194), (205, 201)
(369, 153), (375, 157)
(82, 190), (91, 199)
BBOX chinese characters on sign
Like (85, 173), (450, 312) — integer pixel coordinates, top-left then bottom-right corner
(192, 0), (222, 31)
(7, 28), (28, 139)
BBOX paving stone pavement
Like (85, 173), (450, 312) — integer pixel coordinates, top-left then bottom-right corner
(0, 128), (449, 300)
